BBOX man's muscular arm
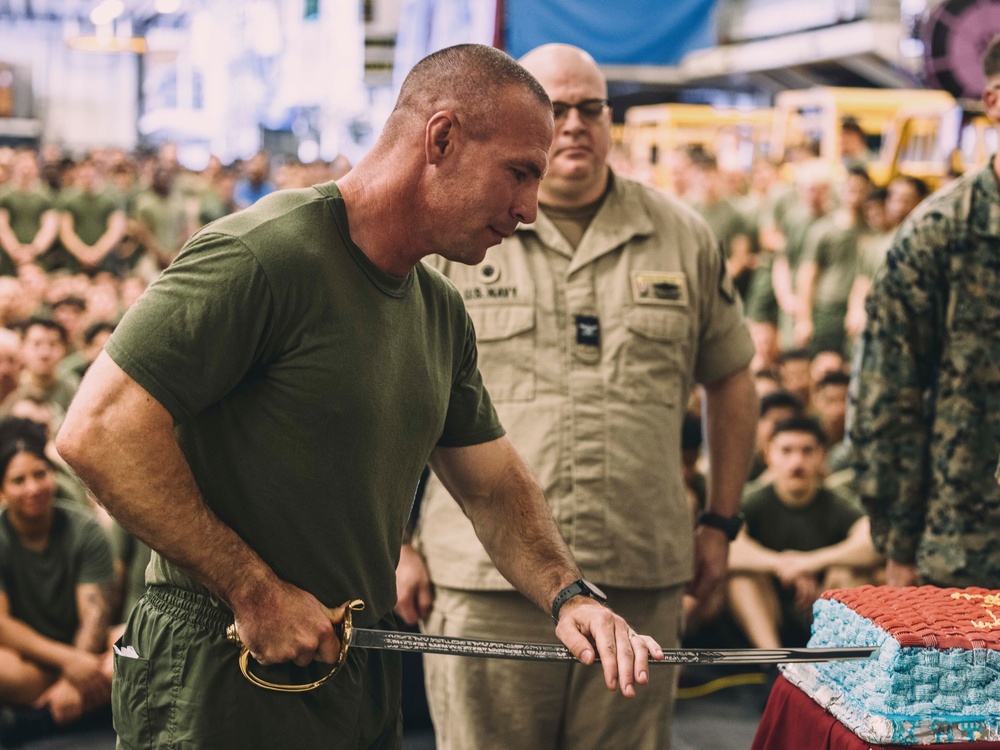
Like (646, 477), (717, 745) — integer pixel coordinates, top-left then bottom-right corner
(56, 352), (341, 667)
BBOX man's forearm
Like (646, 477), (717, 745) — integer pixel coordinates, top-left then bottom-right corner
(59, 220), (91, 262)
(0, 614), (83, 671)
(94, 213), (126, 258)
(431, 440), (581, 616)
(728, 535), (780, 573)
(469, 464), (581, 614)
(0, 214), (21, 256)
(796, 263), (818, 322)
(703, 368), (757, 517)
(32, 211), (60, 254)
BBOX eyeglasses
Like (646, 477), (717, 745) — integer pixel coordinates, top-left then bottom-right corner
(551, 99), (609, 122)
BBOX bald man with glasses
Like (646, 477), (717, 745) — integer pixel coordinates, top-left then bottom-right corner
(397, 43), (757, 749)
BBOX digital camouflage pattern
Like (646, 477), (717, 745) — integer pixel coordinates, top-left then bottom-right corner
(849, 163), (1000, 587)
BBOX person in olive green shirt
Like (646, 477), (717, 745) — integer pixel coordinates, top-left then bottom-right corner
(0, 150), (60, 276)
(56, 44), (662, 750)
(0, 419), (114, 728)
(57, 161), (126, 275)
(795, 165), (873, 355)
(129, 163), (189, 270)
(687, 150), (755, 299)
(770, 161), (833, 349)
(728, 416), (879, 649)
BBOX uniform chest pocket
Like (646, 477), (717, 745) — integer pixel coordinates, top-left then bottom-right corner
(467, 304), (536, 402)
(620, 306), (691, 405)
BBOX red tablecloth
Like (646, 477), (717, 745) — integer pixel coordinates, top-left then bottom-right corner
(752, 675), (1000, 750)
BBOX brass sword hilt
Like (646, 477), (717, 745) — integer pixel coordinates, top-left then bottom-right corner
(226, 599), (365, 692)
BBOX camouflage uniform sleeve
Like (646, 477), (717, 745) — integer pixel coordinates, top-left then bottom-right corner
(848, 209), (949, 563)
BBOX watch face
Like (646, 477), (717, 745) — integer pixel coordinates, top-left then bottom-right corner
(582, 580), (607, 601)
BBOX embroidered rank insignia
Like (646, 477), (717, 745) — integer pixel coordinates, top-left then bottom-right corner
(632, 272), (689, 306)
(575, 315), (600, 346)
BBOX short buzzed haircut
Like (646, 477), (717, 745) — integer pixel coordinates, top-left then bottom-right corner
(816, 370), (850, 391)
(776, 348), (811, 366)
(894, 174), (931, 201)
(391, 44), (550, 140)
(21, 316), (68, 346)
(846, 164), (872, 184)
(984, 34), (1000, 79)
(771, 415), (827, 448)
(760, 390), (804, 418)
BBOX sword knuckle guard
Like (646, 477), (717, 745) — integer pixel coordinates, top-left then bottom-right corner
(233, 598), (365, 693)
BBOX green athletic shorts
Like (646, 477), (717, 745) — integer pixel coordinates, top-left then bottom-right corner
(112, 585), (402, 749)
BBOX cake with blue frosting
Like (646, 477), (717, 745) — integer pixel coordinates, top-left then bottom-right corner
(781, 585), (1000, 745)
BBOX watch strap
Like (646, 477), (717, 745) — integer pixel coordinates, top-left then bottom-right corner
(550, 579), (607, 623)
(697, 510), (745, 541)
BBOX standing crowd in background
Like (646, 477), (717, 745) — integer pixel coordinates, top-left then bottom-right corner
(610, 128), (942, 654)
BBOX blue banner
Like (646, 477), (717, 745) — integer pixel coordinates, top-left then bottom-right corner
(504, 0), (717, 65)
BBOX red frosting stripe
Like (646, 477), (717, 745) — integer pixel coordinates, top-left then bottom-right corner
(822, 585), (1000, 650)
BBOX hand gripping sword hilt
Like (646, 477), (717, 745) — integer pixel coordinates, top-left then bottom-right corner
(226, 599), (365, 692)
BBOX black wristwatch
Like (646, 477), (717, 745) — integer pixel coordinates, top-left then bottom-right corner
(697, 510), (745, 541)
(551, 579), (608, 623)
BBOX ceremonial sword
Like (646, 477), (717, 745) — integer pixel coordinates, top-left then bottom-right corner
(226, 599), (876, 692)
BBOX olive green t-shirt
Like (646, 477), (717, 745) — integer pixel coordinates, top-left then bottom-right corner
(0, 188), (55, 244)
(777, 201), (820, 272)
(857, 229), (894, 280)
(105, 181), (504, 623)
(801, 214), (864, 305)
(0, 503), (114, 644)
(58, 189), (123, 246)
(691, 198), (749, 259)
(741, 483), (863, 553)
(132, 188), (189, 259)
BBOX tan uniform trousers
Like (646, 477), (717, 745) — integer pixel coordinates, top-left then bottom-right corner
(423, 585), (683, 750)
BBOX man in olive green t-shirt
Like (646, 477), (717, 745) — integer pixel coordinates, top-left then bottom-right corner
(795, 166), (873, 355)
(57, 45), (663, 750)
(57, 160), (126, 275)
(728, 416), (879, 649)
(0, 150), (60, 276)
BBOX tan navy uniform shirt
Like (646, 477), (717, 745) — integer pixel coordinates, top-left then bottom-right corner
(416, 174), (754, 590)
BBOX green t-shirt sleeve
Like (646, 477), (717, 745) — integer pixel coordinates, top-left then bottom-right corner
(739, 486), (770, 538)
(105, 232), (274, 423)
(436, 307), (505, 449)
(75, 514), (115, 586)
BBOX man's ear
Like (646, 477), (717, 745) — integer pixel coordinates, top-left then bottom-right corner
(984, 85), (1000, 124)
(426, 111), (458, 165)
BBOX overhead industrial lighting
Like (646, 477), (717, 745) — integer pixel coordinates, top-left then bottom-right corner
(67, 34), (147, 53)
(66, 11), (147, 54)
(90, 0), (126, 26)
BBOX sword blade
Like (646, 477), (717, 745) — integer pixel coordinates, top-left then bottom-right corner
(351, 628), (875, 664)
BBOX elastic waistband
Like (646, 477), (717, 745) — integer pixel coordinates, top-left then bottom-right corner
(145, 585), (233, 636)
